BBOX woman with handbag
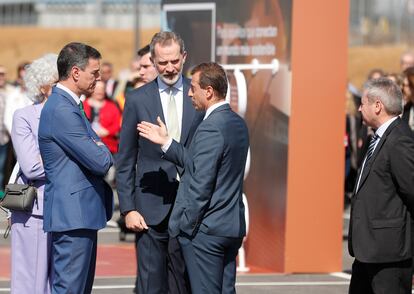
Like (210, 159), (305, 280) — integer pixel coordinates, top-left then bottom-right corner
(9, 54), (58, 294)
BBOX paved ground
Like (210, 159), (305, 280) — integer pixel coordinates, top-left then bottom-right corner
(0, 205), (356, 293)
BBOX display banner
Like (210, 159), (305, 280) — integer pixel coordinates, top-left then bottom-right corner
(162, 0), (292, 271)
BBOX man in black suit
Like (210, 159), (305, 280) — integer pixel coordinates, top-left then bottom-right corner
(101, 61), (118, 100)
(402, 66), (414, 131)
(348, 77), (414, 294)
(138, 62), (249, 294)
(116, 31), (202, 294)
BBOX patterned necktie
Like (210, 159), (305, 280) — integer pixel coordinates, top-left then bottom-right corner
(365, 133), (380, 162)
(167, 87), (180, 142)
(79, 101), (86, 118)
(355, 133), (380, 192)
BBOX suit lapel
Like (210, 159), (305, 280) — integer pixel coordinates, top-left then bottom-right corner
(142, 77), (195, 142)
(52, 87), (98, 140)
(53, 86), (78, 107)
(205, 103), (231, 121)
(355, 118), (400, 194)
(142, 80), (165, 124)
(180, 78), (196, 143)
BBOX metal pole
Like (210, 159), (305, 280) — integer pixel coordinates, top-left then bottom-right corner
(396, 0), (402, 43)
(134, 0), (141, 54)
(96, 0), (103, 28)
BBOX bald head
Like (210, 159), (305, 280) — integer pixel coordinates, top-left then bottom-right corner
(401, 51), (414, 72)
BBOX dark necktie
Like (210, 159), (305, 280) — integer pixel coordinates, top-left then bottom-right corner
(79, 101), (86, 118)
(355, 133), (380, 192)
(365, 133), (380, 162)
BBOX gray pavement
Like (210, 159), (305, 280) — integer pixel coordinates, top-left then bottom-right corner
(0, 274), (351, 294)
(0, 205), (356, 293)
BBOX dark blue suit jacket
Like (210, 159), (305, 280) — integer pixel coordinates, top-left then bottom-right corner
(39, 86), (113, 232)
(164, 103), (249, 238)
(116, 77), (203, 225)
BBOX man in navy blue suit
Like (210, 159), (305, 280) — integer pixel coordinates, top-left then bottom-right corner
(138, 62), (249, 294)
(38, 42), (113, 294)
(116, 31), (202, 294)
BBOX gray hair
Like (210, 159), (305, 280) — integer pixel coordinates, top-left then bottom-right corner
(23, 53), (58, 103)
(364, 77), (403, 115)
(150, 31), (185, 58)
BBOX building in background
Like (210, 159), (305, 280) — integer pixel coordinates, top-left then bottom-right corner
(350, 0), (414, 45)
(0, 0), (161, 29)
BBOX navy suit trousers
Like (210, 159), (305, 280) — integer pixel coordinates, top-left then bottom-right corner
(135, 220), (190, 294)
(51, 229), (97, 294)
(178, 232), (242, 294)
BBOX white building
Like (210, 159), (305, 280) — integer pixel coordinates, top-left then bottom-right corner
(0, 0), (161, 29)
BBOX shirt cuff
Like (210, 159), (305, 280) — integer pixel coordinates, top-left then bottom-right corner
(161, 138), (173, 153)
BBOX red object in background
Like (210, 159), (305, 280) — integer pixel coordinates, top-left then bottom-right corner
(83, 99), (121, 154)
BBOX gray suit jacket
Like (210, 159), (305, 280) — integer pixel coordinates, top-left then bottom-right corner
(164, 103), (249, 238)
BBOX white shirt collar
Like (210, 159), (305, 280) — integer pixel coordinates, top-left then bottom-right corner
(375, 116), (398, 138)
(157, 76), (183, 93)
(56, 83), (81, 105)
(204, 101), (228, 120)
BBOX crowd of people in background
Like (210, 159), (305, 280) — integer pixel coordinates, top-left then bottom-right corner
(2, 33), (414, 293)
(7, 48), (414, 207)
(0, 43), (158, 196)
(0, 43), (158, 294)
(1, 30), (248, 294)
(344, 50), (414, 204)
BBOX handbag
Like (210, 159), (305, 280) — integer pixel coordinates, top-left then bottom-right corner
(0, 171), (37, 212)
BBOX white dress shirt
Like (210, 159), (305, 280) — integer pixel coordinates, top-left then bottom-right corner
(203, 101), (228, 120)
(157, 76), (184, 132)
(162, 100), (229, 152)
(56, 83), (81, 105)
(355, 116), (398, 191)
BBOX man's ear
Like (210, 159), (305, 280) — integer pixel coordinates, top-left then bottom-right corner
(182, 51), (187, 64)
(205, 86), (214, 100)
(375, 100), (382, 114)
(72, 66), (80, 82)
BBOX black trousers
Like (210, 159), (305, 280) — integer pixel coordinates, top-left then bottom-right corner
(349, 258), (412, 294)
(135, 217), (190, 294)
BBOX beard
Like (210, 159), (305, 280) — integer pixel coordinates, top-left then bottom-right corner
(159, 73), (180, 86)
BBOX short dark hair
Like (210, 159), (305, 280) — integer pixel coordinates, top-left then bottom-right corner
(137, 44), (150, 57)
(404, 66), (414, 88)
(17, 61), (30, 77)
(150, 31), (185, 58)
(191, 62), (228, 99)
(57, 42), (101, 80)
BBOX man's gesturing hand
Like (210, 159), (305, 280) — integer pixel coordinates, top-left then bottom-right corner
(125, 211), (149, 232)
(137, 116), (170, 146)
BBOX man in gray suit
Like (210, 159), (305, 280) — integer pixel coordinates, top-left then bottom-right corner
(138, 62), (249, 294)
